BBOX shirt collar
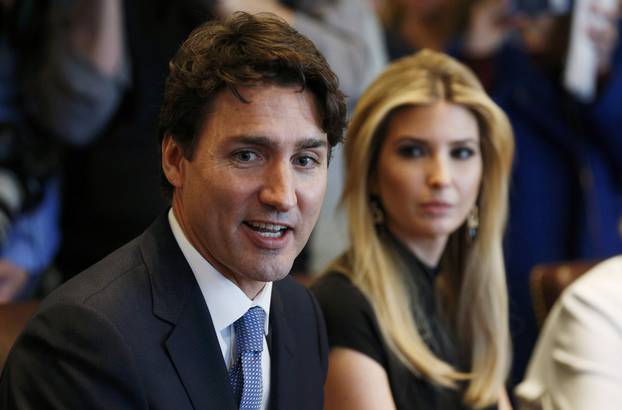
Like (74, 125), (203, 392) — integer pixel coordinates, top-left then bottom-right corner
(168, 209), (272, 335)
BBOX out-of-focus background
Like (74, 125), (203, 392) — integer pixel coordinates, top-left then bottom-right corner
(1, 0), (621, 398)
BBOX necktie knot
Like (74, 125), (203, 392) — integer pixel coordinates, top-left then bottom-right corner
(234, 306), (265, 353)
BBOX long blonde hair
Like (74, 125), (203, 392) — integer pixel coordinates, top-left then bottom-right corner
(330, 49), (514, 408)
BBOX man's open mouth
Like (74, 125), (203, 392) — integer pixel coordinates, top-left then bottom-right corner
(244, 221), (290, 238)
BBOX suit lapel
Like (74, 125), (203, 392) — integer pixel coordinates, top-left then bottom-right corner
(140, 213), (236, 410)
(165, 285), (236, 410)
(269, 283), (297, 410)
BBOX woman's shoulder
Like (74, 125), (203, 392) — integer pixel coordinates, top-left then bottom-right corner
(312, 270), (353, 291)
(311, 269), (388, 365)
(311, 270), (371, 313)
(312, 271), (366, 305)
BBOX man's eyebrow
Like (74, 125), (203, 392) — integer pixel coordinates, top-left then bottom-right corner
(230, 135), (275, 147)
(229, 135), (328, 150)
(295, 137), (327, 150)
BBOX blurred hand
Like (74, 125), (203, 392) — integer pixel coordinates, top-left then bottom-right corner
(216, 0), (294, 23)
(68, 0), (125, 76)
(0, 260), (28, 303)
(588, 2), (619, 74)
(465, 0), (517, 57)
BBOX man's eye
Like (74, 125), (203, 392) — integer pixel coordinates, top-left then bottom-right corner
(452, 147), (475, 160)
(398, 145), (425, 158)
(234, 150), (259, 162)
(294, 155), (319, 167)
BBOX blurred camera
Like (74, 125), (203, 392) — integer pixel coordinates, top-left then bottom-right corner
(510, 0), (571, 15)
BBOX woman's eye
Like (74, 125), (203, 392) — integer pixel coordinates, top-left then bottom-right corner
(398, 145), (425, 158)
(452, 147), (475, 160)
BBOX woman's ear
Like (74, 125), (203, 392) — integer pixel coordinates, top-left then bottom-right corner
(369, 170), (379, 196)
(161, 134), (185, 188)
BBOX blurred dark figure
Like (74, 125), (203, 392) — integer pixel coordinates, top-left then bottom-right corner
(0, 0), (124, 300)
(56, 0), (215, 281)
(0, 1), (61, 302)
(378, 0), (471, 58)
(375, 0), (513, 89)
(460, 0), (622, 387)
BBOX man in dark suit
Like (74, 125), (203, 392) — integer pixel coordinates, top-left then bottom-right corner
(0, 12), (347, 409)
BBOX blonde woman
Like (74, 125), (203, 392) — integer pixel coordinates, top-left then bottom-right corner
(311, 49), (514, 410)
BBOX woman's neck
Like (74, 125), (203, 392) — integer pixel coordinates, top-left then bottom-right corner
(388, 227), (448, 267)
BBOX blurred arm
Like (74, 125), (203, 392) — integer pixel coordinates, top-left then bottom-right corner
(0, 178), (60, 301)
(24, 0), (130, 145)
(324, 347), (397, 410)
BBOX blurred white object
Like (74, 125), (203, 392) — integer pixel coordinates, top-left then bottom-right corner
(309, 143), (349, 274)
(515, 256), (622, 410)
(564, 0), (617, 102)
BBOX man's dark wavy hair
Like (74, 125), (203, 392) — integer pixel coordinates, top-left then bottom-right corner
(158, 11), (347, 196)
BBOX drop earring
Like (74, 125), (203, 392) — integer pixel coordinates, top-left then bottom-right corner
(467, 205), (479, 239)
(370, 196), (384, 225)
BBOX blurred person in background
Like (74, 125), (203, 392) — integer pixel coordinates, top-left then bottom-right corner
(216, 0), (387, 106)
(55, 0), (214, 282)
(457, 0), (622, 386)
(0, 0), (127, 301)
(378, 0), (470, 58)
(312, 49), (514, 410)
(375, 0), (517, 90)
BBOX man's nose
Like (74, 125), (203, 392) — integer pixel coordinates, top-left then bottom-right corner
(426, 156), (451, 188)
(258, 161), (297, 212)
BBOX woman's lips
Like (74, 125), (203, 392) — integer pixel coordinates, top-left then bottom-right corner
(419, 202), (452, 215)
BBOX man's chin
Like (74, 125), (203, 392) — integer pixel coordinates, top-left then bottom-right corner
(230, 245), (303, 283)
(251, 268), (291, 283)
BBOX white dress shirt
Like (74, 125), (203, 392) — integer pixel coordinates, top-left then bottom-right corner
(515, 256), (622, 410)
(169, 210), (272, 410)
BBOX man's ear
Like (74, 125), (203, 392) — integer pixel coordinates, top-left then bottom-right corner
(162, 135), (185, 188)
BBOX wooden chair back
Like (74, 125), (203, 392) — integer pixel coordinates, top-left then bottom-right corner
(0, 301), (38, 371)
(530, 260), (600, 328)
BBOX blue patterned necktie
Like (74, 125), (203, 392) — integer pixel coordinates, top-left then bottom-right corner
(229, 306), (266, 410)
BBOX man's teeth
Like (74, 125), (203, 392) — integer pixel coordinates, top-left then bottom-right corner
(258, 231), (283, 238)
(247, 222), (288, 237)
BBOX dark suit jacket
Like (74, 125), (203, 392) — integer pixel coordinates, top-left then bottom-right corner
(0, 214), (328, 409)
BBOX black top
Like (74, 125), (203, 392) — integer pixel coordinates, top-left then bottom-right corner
(312, 232), (497, 410)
